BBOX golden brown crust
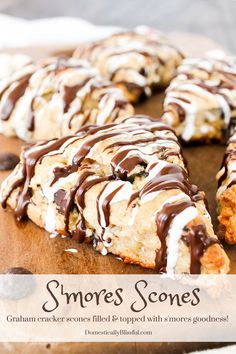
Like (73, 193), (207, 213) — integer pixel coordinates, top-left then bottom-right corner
(0, 57), (134, 142)
(115, 83), (143, 103)
(117, 254), (155, 270)
(218, 185), (236, 244)
(162, 57), (236, 143)
(201, 243), (230, 274)
(0, 116), (230, 274)
(74, 31), (183, 103)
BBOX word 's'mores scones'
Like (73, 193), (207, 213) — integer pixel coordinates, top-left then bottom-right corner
(162, 57), (236, 142)
(73, 29), (184, 102)
(0, 57), (133, 142)
(217, 131), (236, 244)
(0, 115), (229, 274)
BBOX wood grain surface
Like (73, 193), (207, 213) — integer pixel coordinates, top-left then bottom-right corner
(0, 33), (235, 353)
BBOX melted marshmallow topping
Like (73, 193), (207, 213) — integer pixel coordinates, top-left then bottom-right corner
(0, 115), (222, 274)
(217, 132), (236, 197)
(74, 29), (184, 102)
(162, 56), (236, 142)
(0, 56), (134, 142)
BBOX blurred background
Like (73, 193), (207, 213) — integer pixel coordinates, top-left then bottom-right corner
(0, 0), (235, 52)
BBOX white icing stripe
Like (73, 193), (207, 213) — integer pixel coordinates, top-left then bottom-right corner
(75, 30), (182, 94)
(159, 193), (189, 209)
(169, 82), (214, 99)
(107, 52), (146, 73)
(164, 56), (236, 141)
(132, 192), (188, 237)
(110, 183), (133, 204)
(166, 206), (199, 275)
(42, 164), (78, 233)
(146, 160), (169, 181)
(165, 95), (197, 141)
(45, 205), (57, 233)
(217, 160), (236, 197)
(216, 94), (231, 126)
(128, 206), (138, 227)
(97, 180), (133, 228)
(87, 132), (178, 162)
(0, 56), (133, 142)
(97, 95), (115, 125)
(140, 190), (162, 204)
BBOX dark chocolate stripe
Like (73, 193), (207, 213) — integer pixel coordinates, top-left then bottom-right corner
(128, 163), (200, 205)
(63, 77), (92, 113)
(111, 149), (145, 180)
(1, 114), (214, 275)
(183, 225), (220, 274)
(217, 147), (236, 187)
(54, 170), (95, 235)
(76, 176), (113, 210)
(0, 74), (32, 121)
(155, 200), (193, 273)
(96, 183), (123, 227)
(14, 136), (72, 220)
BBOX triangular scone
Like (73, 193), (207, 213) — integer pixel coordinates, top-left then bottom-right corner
(0, 115), (229, 274)
(73, 29), (184, 103)
(217, 130), (236, 244)
(0, 56), (133, 142)
(162, 57), (236, 142)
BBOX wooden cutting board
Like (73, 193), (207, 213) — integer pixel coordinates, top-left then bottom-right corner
(0, 33), (234, 353)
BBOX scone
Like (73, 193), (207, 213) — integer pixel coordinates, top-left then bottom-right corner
(217, 130), (236, 244)
(73, 28), (184, 103)
(0, 115), (229, 274)
(0, 56), (134, 142)
(162, 57), (236, 142)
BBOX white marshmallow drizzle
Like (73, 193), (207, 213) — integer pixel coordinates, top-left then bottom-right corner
(163, 56), (236, 142)
(0, 116), (214, 274)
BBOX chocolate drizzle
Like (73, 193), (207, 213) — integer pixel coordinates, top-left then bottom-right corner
(128, 163), (201, 204)
(111, 149), (145, 180)
(96, 183), (123, 227)
(168, 102), (186, 122)
(72, 132), (121, 166)
(14, 136), (71, 220)
(183, 225), (220, 274)
(164, 57), (236, 142)
(53, 189), (68, 214)
(217, 144), (236, 188)
(76, 176), (113, 210)
(217, 134), (236, 192)
(155, 201), (193, 273)
(0, 74), (31, 121)
(72, 219), (86, 243)
(0, 57), (133, 138)
(64, 170), (94, 235)
(74, 30), (183, 97)
(126, 161), (208, 273)
(1, 115), (218, 274)
(63, 77), (92, 113)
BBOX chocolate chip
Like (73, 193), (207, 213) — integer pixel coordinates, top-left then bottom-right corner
(127, 171), (149, 183)
(54, 189), (67, 214)
(3, 267), (32, 275)
(0, 153), (20, 171)
(0, 267), (35, 300)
